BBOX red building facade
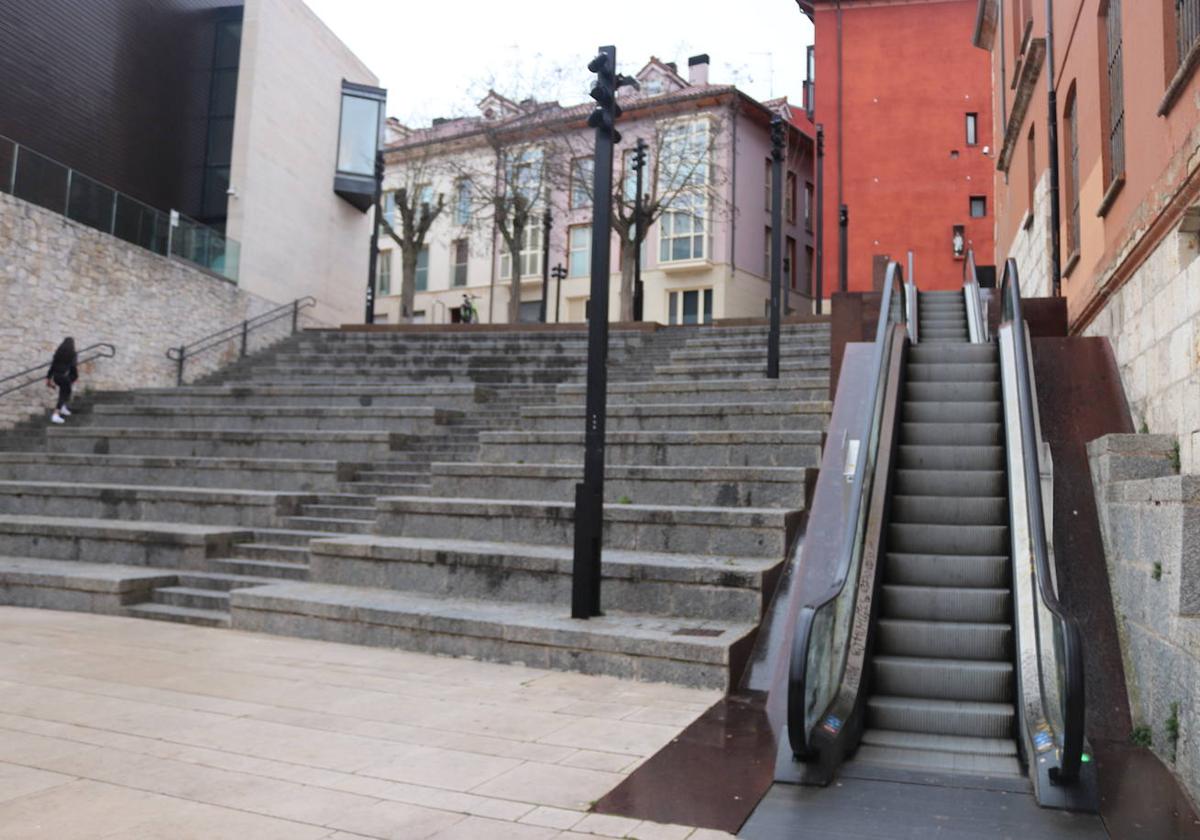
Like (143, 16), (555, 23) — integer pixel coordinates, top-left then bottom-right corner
(809, 0), (995, 292)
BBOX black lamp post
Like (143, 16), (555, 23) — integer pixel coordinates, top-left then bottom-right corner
(814, 124), (825, 314)
(551, 263), (567, 323)
(539, 205), (553, 322)
(767, 115), (785, 379)
(365, 151), (383, 324)
(572, 45), (636, 620)
(631, 138), (647, 321)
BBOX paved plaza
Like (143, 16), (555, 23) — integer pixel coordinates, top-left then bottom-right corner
(0, 608), (733, 839)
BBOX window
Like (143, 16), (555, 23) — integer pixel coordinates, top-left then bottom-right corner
(764, 159), (772, 211)
(377, 250), (391, 296)
(805, 182), (814, 231)
(500, 217), (543, 279)
(571, 157), (594, 209)
(506, 146), (543, 205)
(1064, 85), (1081, 257)
(451, 239), (468, 287)
(785, 172), (797, 223)
(1026, 125), (1037, 212)
(764, 227), (773, 277)
(806, 246), (815, 294)
(1173, 0), (1200, 72)
(668, 288), (713, 325)
(568, 225), (591, 277)
(786, 236), (798, 290)
(1101, 0), (1125, 187)
(659, 119), (709, 263)
(454, 179), (472, 225)
(415, 246), (429, 291)
(969, 196), (987, 218)
(966, 113), (979, 146)
(380, 191), (396, 229)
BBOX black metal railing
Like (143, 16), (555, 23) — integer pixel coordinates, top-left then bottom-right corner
(1000, 258), (1086, 784)
(166, 297), (316, 385)
(787, 261), (909, 761)
(0, 343), (117, 399)
(963, 249), (989, 343)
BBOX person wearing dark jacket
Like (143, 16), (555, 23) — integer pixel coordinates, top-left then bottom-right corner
(45, 337), (78, 424)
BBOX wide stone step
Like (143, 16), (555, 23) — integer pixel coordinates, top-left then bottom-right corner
(669, 346), (831, 364)
(478, 430), (824, 468)
(127, 601), (231, 627)
(128, 384), (490, 409)
(230, 581), (756, 689)
(175, 571), (279, 591)
(279, 515), (372, 535)
(428, 463), (812, 508)
(0, 515), (250, 569)
(0, 557), (178, 614)
(519, 402), (831, 433)
(374, 496), (801, 559)
(151, 585), (231, 611)
(0, 452), (344, 493)
(210, 556), (309, 579)
(236, 368), (585, 386)
(90, 405), (461, 433)
(47, 428), (405, 461)
(653, 360), (830, 380)
(557, 378), (828, 405)
(0, 480), (309, 528)
(309, 535), (779, 622)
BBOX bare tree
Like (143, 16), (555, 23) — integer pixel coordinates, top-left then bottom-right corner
(378, 150), (448, 322)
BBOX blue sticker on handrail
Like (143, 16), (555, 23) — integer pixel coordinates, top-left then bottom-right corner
(822, 715), (842, 733)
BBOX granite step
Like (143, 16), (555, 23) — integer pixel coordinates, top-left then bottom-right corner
(127, 601), (231, 627)
(518, 402), (831, 433)
(89, 405), (461, 433)
(47, 428), (407, 461)
(478, 430), (824, 468)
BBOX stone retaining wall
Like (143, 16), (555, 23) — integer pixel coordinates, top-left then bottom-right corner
(0, 191), (326, 427)
(1090, 433), (1200, 805)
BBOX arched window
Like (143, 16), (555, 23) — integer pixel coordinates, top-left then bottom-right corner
(1063, 83), (1081, 260)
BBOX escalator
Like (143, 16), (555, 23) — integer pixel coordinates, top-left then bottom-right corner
(785, 259), (1095, 812)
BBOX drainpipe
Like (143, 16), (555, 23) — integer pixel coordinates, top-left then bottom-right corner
(1045, 0), (1062, 297)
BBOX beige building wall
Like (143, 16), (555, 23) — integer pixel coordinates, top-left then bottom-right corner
(226, 0), (378, 326)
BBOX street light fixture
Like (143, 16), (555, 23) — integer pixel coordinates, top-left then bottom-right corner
(551, 263), (567, 323)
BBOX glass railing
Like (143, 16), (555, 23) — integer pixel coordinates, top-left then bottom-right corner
(0, 135), (239, 282)
(788, 260), (910, 760)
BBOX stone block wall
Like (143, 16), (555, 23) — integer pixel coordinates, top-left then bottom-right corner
(1084, 230), (1200, 473)
(0, 192), (326, 427)
(1090, 433), (1200, 804)
(1004, 170), (1055, 300)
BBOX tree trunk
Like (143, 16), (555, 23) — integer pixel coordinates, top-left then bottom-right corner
(400, 249), (419, 323)
(507, 238), (521, 324)
(618, 236), (637, 323)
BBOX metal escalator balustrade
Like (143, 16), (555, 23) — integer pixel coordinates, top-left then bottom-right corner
(786, 256), (1092, 810)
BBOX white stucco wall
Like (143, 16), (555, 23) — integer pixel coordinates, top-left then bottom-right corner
(225, 0), (378, 326)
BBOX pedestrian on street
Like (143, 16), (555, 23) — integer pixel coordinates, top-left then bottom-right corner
(46, 337), (78, 425)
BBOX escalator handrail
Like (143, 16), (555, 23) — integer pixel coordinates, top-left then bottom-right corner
(787, 260), (907, 758)
(999, 257), (1086, 784)
(963, 249), (988, 343)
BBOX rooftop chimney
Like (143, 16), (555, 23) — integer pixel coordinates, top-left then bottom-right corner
(688, 54), (710, 86)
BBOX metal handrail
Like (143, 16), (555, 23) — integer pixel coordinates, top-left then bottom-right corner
(963, 249), (989, 343)
(1000, 257), (1086, 785)
(788, 261), (908, 759)
(165, 297), (316, 385)
(0, 343), (116, 399)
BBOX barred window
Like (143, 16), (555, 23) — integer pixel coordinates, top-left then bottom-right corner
(1102, 0), (1126, 185)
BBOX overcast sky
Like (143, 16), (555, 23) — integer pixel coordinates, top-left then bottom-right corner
(301, 0), (815, 127)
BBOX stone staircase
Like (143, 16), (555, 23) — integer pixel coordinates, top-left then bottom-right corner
(0, 322), (831, 689)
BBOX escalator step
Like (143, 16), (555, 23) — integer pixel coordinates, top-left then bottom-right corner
(908, 345), (997, 365)
(906, 363), (999, 383)
(905, 381), (1001, 402)
(861, 728), (1018, 756)
(902, 401), (1001, 424)
(897, 445), (1005, 471)
(893, 468), (1006, 497)
(885, 552), (1010, 588)
(888, 523), (1008, 555)
(889, 495), (1007, 526)
(871, 656), (1014, 702)
(900, 422), (1002, 446)
(854, 742), (1022, 776)
(881, 583), (1011, 623)
(876, 618), (1012, 660)
(866, 695), (1015, 739)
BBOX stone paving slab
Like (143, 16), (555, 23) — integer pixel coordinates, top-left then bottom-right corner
(0, 608), (733, 839)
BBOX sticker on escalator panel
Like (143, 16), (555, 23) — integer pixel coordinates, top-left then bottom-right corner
(1034, 729), (1054, 752)
(822, 715), (842, 734)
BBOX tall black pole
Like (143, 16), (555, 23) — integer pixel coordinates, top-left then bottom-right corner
(573, 45), (633, 619)
(838, 204), (849, 293)
(539, 205), (552, 322)
(365, 151), (383, 324)
(814, 125), (825, 314)
(767, 115), (785, 379)
(632, 137), (647, 321)
(1045, 0), (1062, 297)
